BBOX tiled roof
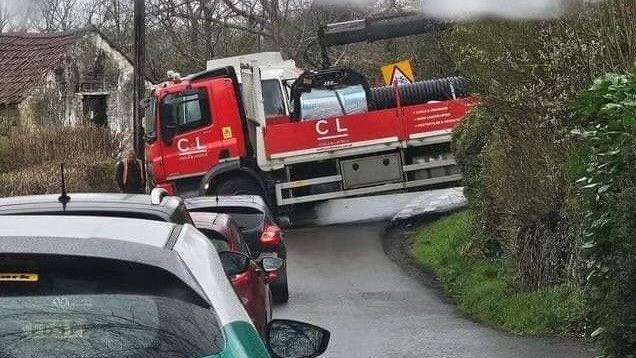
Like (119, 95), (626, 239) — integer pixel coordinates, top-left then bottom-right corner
(0, 31), (82, 105)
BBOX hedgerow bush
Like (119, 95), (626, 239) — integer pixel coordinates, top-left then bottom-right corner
(0, 126), (123, 196)
(448, 2), (636, 353)
(0, 126), (123, 173)
(575, 72), (636, 357)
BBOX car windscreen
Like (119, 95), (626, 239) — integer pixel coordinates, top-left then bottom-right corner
(0, 254), (224, 358)
(190, 206), (265, 230)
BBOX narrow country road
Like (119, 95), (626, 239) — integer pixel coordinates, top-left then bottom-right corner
(274, 222), (595, 358)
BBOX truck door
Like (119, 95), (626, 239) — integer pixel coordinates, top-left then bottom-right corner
(158, 79), (245, 182)
(159, 85), (220, 181)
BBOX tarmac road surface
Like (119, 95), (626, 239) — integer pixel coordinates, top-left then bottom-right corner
(274, 222), (595, 358)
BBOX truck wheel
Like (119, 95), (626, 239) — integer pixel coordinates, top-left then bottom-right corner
(211, 177), (263, 196)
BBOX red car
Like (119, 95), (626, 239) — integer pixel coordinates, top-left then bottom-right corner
(186, 196), (289, 303)
(190, 211), (281, 336)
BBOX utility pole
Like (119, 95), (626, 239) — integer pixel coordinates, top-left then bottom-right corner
(133, 0), (145, 159)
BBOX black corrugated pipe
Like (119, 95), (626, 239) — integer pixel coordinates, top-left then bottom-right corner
(370, 77), (468, 110)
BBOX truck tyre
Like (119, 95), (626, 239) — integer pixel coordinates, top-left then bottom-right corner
(211, 177), (264, 196)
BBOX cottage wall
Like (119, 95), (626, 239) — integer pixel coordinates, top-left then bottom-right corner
(7, 31), (151, 133)
(0, 105), (19, 135)
(72, 32), (137, 132)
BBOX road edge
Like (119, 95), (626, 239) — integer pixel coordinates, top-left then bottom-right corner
(382, 214), (597, 352)
(381, 213), (457, 303)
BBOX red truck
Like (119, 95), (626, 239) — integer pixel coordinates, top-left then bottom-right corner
(143, 63), (476, 215)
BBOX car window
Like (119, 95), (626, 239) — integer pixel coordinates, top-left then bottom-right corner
(190, 206), (265, 230)
(0, 254), (224, 358)
(199, 228), (231, 252)
(229, 222), (251, 257)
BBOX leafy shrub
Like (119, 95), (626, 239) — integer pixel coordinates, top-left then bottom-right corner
(575, 72), (636, 357)
(445, 1), (636, 353)
(445, 16), (595, 290)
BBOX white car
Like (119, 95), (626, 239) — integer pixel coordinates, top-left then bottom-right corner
(0, 215), (329, 358)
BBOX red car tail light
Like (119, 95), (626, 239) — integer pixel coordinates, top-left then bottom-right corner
(260, 225), (282, 247)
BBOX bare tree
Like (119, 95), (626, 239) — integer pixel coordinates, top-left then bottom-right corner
(31, 0), (82, 31)
(0, 1), (12, 33)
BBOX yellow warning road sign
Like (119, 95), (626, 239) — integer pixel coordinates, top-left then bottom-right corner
(381, 60), (415, 86)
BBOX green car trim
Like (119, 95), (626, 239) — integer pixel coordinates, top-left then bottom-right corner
(210, 321), (271, 358)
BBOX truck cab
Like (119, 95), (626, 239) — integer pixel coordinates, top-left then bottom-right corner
(144, 67), (248, 197)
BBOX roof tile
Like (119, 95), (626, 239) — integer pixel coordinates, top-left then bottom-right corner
(0, 31), (81, 105)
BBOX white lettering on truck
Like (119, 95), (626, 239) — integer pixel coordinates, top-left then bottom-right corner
(177, 137), (207, 156)
(315, 118), (349, 141)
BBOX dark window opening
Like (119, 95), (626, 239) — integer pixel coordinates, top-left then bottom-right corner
(82, 94), (108, 127)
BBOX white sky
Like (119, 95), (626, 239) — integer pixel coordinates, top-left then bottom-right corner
(420, 0), (574, 19)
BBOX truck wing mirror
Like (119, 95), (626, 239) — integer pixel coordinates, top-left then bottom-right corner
(159, 103), (176, 144)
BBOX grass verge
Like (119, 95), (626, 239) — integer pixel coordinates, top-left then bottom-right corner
(410, 211), (586, 336)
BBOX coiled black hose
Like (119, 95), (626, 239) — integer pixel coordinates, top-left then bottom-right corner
(370, 77), (468, 110)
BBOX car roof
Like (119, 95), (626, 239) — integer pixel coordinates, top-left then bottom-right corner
(0, 215), (254, 332)
(0, 193), (183, 221)
(185, 195), (268, 212)
(0, 215), (209, 299)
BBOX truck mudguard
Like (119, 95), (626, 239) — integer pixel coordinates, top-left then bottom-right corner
(198, 161), (268, 197)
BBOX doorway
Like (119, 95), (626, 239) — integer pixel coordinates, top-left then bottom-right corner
(82, 94), (108, 126)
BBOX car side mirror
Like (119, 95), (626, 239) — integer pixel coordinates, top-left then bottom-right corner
(260, 256), (284, 273)
(218, 251), (251, 276)
(259, 256), (284, 284)
(266, 319), (330, 358)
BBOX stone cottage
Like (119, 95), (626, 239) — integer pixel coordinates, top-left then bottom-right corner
(0, 28), (151, 133)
